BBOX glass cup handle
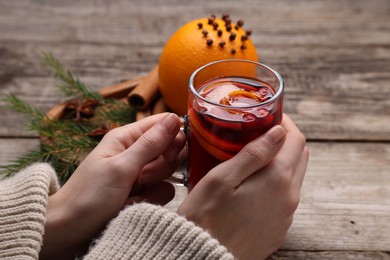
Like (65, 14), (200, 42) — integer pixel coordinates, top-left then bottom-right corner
(168, 115), (189, 186)
(179, 115), (189, 137)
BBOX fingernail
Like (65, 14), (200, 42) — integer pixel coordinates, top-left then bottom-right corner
(265, 125), (286, 144)
(160, 114), (178, 134)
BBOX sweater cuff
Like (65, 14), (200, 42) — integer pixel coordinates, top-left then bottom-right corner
(85, 203), (234, 260)
(0, 163), (59, 259)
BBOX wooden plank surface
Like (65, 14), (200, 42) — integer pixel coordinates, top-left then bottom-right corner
(2, 140), (389, 254)
(287, 142), (390, 252)
(166, 142), (390, 254)
(0, 0), (389, 140)
(1, 0), (389, 258)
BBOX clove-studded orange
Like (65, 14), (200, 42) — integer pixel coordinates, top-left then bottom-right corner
(159, 14), (259, 115)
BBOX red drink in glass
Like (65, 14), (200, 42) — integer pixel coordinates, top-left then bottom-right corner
(187, 60), (284, 191)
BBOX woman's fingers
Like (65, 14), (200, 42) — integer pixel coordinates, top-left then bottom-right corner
(292, 146), (309, 190)
(277, 114), (307, 174)
(204, 125), (286, 189)
(139, 147), (187, 184)
(114, 113), (182, 173)
(97, 113), (173, 152)
(162, 129), (187, 163)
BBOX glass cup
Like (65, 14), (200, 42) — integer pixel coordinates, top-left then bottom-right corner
(185, 59), (284, 191)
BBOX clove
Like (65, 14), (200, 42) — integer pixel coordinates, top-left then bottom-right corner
(222, 13), (230, 21)
(237, 19), (244, 27)
(229, 32), (236, 41)
(208, 15), (215, 25)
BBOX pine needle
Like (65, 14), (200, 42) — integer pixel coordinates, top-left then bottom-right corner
(4, 93), (45, 121)
(42, 52), (104, 101)
(1, 52), (137, 184)
(3, 93), (94, 136)
(0, 150), (48, 177)
(97, 100), (136, 124)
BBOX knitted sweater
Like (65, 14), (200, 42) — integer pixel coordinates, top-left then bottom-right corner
(0, 163), (234, 260)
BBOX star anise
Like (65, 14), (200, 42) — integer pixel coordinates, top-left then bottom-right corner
(64, 98), (99, 121)
(87, 122), (120, 141)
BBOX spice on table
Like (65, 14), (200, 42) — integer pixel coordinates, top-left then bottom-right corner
(127, 65), (160, 110)
(99, 77), (144, 99)
(152, 97), (169, 115)
(64, 98), (99, 121)
(87, 122), (120, 141)
(136, 109), (152, 121)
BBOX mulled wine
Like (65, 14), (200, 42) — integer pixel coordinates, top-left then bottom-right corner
(187, 76), (283, 190)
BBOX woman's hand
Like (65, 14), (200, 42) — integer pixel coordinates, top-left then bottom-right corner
(178, 114), (309, 260)
(41, 113), (186, 259)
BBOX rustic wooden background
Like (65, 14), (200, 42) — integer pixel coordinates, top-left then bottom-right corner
(1, 0), (389, 259)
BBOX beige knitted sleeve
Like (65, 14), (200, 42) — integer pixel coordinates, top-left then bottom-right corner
(0, 163), (59, 260)
(84, 203), (234, 260)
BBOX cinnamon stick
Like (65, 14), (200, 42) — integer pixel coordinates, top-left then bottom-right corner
(136, 109), (152, 121)
(46, 77), (144, 120)
(152, 97), (169, 115)
(46, 102), (68, 120)
(99, 76), (144, 99)
(127, 65), (160, 110)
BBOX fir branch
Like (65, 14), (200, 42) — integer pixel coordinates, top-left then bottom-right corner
(97, 100), (136, 124)
(2, 88), (97, 182)
(40, 137), (97, 184)
(41, 52), (104, 101)
(33, 118), (94, 138)
(3, 93), (94, 136)
(4, 93), (48, 134)
(0, 136), (97, 182)
(4, 93), (45, 121)
(48, 135), (98, 151)
(55, 159), (78, 184)
(1, 53), (137, 184)
(0, 149), (52, 177)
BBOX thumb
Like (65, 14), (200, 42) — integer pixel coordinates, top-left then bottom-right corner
(119, 113), (181, 172)
(207, 125), (286, 188)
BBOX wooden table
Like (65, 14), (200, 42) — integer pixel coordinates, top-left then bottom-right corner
(1, 0), (389, 259)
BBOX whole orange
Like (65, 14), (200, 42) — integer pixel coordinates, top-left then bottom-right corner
(159, 14), (259, 115)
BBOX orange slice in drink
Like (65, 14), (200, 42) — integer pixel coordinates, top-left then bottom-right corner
(189, 108), (242, 153)
(191, 125), (235, 161)
(218, 89), (265, 106)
